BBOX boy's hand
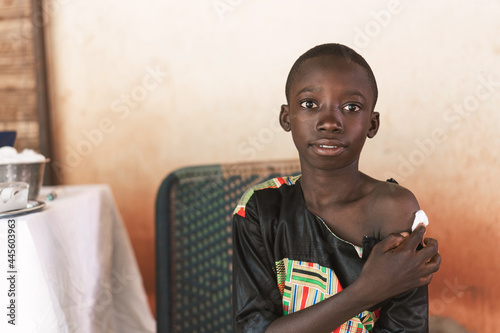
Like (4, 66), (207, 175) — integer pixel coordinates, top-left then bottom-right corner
(357, 225), (441, 306)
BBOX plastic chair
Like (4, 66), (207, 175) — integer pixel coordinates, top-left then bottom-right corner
(155, 160), (301, 332)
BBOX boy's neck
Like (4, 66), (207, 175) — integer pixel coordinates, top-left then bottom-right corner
(299, 161), (368, 208)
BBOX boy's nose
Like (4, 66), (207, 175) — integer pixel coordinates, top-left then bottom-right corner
(316, 108), (343, 133)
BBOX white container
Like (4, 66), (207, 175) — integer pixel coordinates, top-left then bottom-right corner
(0, 182), (29, 213)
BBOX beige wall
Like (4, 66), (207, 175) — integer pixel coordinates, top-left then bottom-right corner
(45, 0), (500, 330)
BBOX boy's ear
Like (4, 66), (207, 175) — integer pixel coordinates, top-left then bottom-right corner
(279, 105), (291, 132)
(367, 111), (380, 138)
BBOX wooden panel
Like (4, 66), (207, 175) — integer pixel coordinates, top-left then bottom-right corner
(0, 73), (36, 89)
(0, 88), (37, 121)
(0, 3), (31, 20)
(0, 0), (42, 154)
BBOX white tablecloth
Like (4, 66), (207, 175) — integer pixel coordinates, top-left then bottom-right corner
(0, 185), (156, 332)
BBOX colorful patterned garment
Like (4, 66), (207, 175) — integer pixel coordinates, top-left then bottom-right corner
(275, 259), (379, 333)
(232, 176), (429, 333)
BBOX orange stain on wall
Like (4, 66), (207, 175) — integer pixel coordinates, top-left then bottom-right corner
(416, 171), (499, 332)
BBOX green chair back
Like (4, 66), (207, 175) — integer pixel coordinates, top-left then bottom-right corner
(155, 160), (300, 332)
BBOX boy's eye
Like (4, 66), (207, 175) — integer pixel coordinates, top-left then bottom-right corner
(300, 100), (318, 109)
(343, 104), (361, 112)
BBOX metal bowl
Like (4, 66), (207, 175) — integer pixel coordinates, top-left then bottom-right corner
(0, 159), (49, 200)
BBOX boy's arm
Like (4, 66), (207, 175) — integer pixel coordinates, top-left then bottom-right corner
(265, 227), (438, 333)
(374, 182), (422, 237)
(373, 285), (429, 332)
(232, 210), (282, 332)
(371, 182), (433, 332)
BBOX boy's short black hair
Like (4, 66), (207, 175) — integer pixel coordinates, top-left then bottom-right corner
(285, 43), (378, 108)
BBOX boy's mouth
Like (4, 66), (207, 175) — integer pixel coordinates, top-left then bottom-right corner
(310, 142), (346, 156)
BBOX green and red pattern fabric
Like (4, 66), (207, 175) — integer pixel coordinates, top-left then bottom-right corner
(233, 176), (301, 218)
(275, 259), (379, 332)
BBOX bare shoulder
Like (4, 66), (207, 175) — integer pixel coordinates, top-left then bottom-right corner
(368, 179), (420, 237)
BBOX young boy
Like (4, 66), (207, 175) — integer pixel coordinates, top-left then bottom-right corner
(232, 44), (441, 333)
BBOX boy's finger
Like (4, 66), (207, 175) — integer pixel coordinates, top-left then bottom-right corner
(417, 239), (440, 263)
(421, 253), (442, 276)
(419, 273), (434, 286)
(421, 238), (439, 256)
(405, 225), (426, 250)
(423, 237), (438, 248)
(427, 252), (442, 268)
(413, 223), (427, 235)
(379, 233), (408, 252)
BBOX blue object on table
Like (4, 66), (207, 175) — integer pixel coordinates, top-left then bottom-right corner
(0, 131), (16, 147)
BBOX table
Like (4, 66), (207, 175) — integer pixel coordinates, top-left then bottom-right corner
(0, 185), (156, 332)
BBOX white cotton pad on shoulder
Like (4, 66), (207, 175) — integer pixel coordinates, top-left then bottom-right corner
(411, 210), (429, 232)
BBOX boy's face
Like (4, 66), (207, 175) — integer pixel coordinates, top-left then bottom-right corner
(280, 55), (379, 172)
